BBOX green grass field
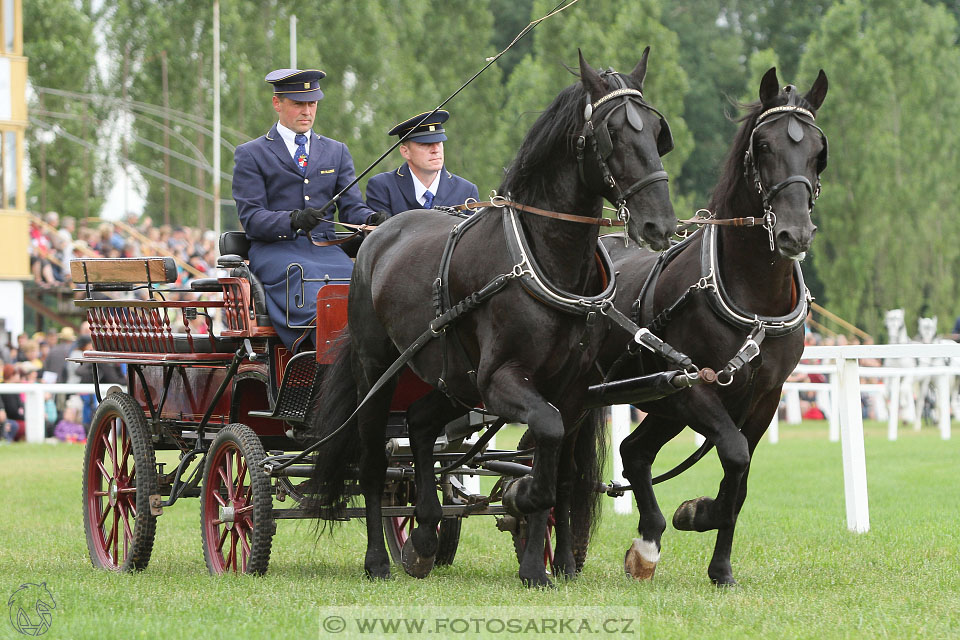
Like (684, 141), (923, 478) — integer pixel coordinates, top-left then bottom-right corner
(1, 421), (958, 639)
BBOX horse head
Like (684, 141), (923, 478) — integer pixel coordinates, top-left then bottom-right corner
(745, 68), (829, 259)
(578, 48), (676, 251)
(918, 316), (938, 344)
(885, 308), (907, 343)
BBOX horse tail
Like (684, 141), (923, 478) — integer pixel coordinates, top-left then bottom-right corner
(570, 407), (607, 571)
(304, 330), (359, 529)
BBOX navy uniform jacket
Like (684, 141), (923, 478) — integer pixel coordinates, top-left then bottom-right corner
(365, 162), (479, 215)
(233, 124), (373, 350)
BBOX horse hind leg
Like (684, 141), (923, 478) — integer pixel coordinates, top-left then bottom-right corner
(358, 389), (397, 580)
(620, 415), (684, 581)
(518, 508), (554, 588)
(401, 391), (469, 578)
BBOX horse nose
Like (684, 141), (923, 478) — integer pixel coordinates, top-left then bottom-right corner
(642, 220), (673, 252)
(776, 226), (815, 257)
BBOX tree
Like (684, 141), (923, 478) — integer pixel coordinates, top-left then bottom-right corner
(24, 0), (109, 220)
(501, 0), (692, 209)
(798, 0), (960, 335)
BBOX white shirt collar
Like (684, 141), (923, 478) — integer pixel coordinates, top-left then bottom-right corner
(410, 167), (442, 206)
(276, 121), (311, 159)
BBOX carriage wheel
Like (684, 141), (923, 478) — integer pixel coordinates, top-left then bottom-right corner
(201, 423), (275, 576)
(383, 475), (462, 567)
(82, 392), (158, 572)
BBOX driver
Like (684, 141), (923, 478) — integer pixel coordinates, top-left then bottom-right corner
(232, 68), (376, 351)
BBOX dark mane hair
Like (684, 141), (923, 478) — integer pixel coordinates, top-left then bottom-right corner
(499, 70), (639, 205)
(708, 88), (817, 217)
(498, 81), (588, 204)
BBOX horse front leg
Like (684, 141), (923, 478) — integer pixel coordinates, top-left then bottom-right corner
(481, 366), (566, 517)
(549, 436), (577, 580)
(402, 391), (468, 578)
(620, 415), (685, 581)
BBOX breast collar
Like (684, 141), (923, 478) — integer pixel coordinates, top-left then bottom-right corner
(502, 206), (617, 315)
(637, 224), (809, 337)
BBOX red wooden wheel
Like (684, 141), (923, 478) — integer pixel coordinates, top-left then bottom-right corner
(383, 475), (461, 567)
(201, 423), (275, 575)
(82, 392), (158, 572)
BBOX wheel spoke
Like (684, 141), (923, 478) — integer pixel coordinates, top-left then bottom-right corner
(217, 525), (229, 552)
(96, 459), (112, 484)
(119, 432), (132, 478)
(98, 502), (112, 528)
(236, 456), (248, 489)
(119, 501), (134, 547)
(112, 506), (121, 564)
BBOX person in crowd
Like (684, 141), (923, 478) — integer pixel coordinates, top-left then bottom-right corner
(365, 110), (479, 216)
(1, 364), (25, 441)
(232, 68), (375, 351)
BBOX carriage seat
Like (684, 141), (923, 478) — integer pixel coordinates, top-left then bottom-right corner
(218, 231), (272, 328)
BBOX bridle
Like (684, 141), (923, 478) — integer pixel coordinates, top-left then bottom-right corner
(576, 73), (674, 232)
(742, 100), (829, 249)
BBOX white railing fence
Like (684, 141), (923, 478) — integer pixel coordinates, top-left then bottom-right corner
(610, 342), (960, 533)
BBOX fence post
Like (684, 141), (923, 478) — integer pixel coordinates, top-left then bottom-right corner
(24, 389), (46, 443)
(828, 371), (840, 442)
(887, 376), (899, 441)
(836, 356), (869, 533)
(610, 405), (633, 515)
(937, 373), (951, 440)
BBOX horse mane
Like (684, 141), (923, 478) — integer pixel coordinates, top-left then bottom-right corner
(500, 70), (637, 204)
(708, 88), (818, 216)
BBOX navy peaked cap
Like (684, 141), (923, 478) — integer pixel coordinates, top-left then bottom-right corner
(388, 110), (449, 143)
(265, 68), (326, 101)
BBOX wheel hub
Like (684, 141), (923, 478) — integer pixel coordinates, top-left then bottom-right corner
(220, 504), (236, 530)
(108, 478), (119, 507)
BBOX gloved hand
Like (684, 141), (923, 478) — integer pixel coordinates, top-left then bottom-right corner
(365, 211), (390, 227)
(290, 207), (325, 233)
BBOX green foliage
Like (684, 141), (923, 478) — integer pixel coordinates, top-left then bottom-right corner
(799, 0), (960, 334)
(20, 0), (960, 330)
(23, 0), (108, 219)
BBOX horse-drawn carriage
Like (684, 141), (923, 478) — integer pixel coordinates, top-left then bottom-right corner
(72, 52), (829, 587)
(70, 232), (561, 575)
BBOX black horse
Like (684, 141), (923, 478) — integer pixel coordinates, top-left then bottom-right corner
(583, 68), (828, 586)
(308, 49), (677, 587)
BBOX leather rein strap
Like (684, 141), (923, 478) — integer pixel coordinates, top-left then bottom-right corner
(457, 197), (625, 227)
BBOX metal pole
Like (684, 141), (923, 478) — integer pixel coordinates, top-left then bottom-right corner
(213, 0), (221, 237)
(290, 15), (297, 68)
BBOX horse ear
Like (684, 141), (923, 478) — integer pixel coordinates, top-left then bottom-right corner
(759, 67), (779, 105)
(628, 46), (650, 91)
(804, 69), (828, 111)
(579, 49), (605, 100)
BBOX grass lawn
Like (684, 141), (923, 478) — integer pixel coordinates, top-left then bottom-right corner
(0, 420), (958, 639)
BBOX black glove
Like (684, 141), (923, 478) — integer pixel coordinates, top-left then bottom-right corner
(290, 207), (325, 233)
(365, 211), (390, 226)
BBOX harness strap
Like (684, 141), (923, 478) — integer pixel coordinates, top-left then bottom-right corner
(457, 198), (624, 227)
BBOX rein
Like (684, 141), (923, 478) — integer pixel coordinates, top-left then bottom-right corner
(458, 196), (625, 227)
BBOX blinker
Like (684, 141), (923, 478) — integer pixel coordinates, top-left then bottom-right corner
(787, 117), (804, 143)
(625, 101), (644, 131)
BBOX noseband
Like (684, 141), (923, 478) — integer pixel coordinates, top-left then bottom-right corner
(576, 81), (673, 231)
(743, 103), (829, 249)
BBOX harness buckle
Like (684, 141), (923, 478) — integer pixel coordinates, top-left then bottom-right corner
(763, 209), (777, 252)
(617, 204), (631, 246)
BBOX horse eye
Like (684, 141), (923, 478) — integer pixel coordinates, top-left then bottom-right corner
(756, 142), (771, 153)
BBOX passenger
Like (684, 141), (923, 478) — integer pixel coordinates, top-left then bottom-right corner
(232, 68), (376, 351)
(365, 110), (479, 216)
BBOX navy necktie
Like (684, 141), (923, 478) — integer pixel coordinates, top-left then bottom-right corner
(294, 133), (308, 174)
(423, 190), (434, 209)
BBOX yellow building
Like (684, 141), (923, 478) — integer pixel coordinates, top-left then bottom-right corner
(0, 0), (26, 338)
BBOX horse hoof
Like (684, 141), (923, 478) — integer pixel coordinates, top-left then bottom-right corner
(364, 566), (391, 581)
(672, 497), (708, 531)
(520, 573), (554, 589)
(401, 537), (436, 579)
(712, 576), (738, 588)
(623, 538), (659, 581)
(502, 476), (529, 518)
